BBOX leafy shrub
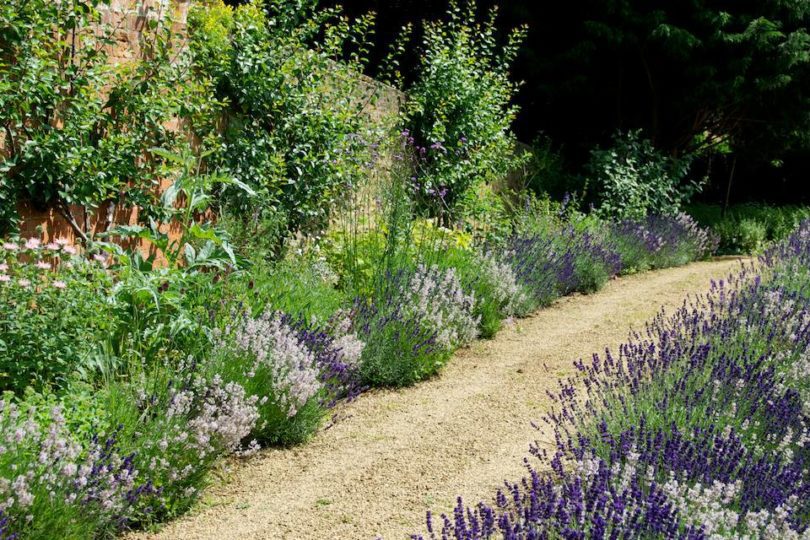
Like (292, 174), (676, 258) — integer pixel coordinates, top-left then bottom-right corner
(717, 218), (768, 254)
(450, 249), (535, 337)
(456, 182), (514, 245)
(189, 0), (377, 242)
(687, 203), (810, 254)
(207, 258), (348, 325)
(478, 252), (534, 319)
(568, 231), (622, 294)
(399, 0), (528, 218)
(588, 130), (700, 220)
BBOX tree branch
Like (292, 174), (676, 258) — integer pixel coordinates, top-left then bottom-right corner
(56, 199), (89, 244)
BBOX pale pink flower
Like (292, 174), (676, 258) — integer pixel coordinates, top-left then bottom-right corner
(55, 238), (69, 246)
(24, 238), (41, 250)
(18, 279), (31, 288)
(63, 246), (77, 255)
(52, 280), (67, 289)
(45, 243), (60, 251)
(35, 262), (51, 270)
(2, 242), (18, 251)
(0, 263), (8, 272)
(92, 254), (108, 264)
(0, 275), (10, 283)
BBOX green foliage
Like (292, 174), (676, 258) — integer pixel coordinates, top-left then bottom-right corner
(720, 218), (768, 254)
(573, 253), (611, 294)
(524, 136), (575, 200)
(688, 203), (810, 254)
(0, 0), (217, 238)
(211, 336), (325, 447)
(0, 243), (113, 394)
(588, 130), (700, 219)
(188, 0), (377, 243)
(357, 311), (452, 388)
(102, 147), (251, 271)
(456, 182), (514, 245)
(400, 0), (528, 218)
(207, 258), (347, 325)
(435, 247), (502, 338)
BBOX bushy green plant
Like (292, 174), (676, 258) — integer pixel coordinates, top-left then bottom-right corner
(588, 130), (700, 220)
(0, 358), (259, 538)
(435, 248), (503, 338)
(399, 0), (528, 219)
(211, 311), (326, 446)
(188, 0), (377, 244)
(573, 253), (612, 294)
(688, 203), (810, 254)
(0, 240), (113, 394)
(456, 182), (514, 245)
(102, 147), (251, 271)
(201, 258), (347, 326)
(357, 303), (453, 388)
(715, 218), (768, 254)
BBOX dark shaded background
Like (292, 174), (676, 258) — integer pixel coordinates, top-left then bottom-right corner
(226, 0), (809, 205)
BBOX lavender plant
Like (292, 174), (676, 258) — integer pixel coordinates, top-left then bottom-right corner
(355, 306), (448, 388)
(0, 358), (260, 538)
(415, 222), (810, 539)
(400, 264), (479, 351)
(213, 310), (363, 445)
(610, 213), (717, 273)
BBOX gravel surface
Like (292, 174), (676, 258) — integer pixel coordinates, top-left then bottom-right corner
(136, 258), (745, 540)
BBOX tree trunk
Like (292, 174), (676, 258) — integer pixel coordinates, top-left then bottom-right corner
(721, 156), (737, 219)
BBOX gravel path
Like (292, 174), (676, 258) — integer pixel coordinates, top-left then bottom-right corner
(138, 258), (745, 540)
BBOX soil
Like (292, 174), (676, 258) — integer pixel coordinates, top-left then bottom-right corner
(136, 258), (745, 540)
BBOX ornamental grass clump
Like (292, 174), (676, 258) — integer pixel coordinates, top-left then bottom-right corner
(416, 222), (810, 539)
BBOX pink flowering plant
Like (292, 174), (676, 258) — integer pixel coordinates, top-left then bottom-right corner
(0, 239), (115, 393)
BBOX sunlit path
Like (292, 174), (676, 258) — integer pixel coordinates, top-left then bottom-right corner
(137, 258), (744, 540)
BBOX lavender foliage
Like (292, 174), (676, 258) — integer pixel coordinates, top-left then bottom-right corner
(416, 222), (810, 539)
(610, 213), (718, 271)
(352, 268), (457, 387)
